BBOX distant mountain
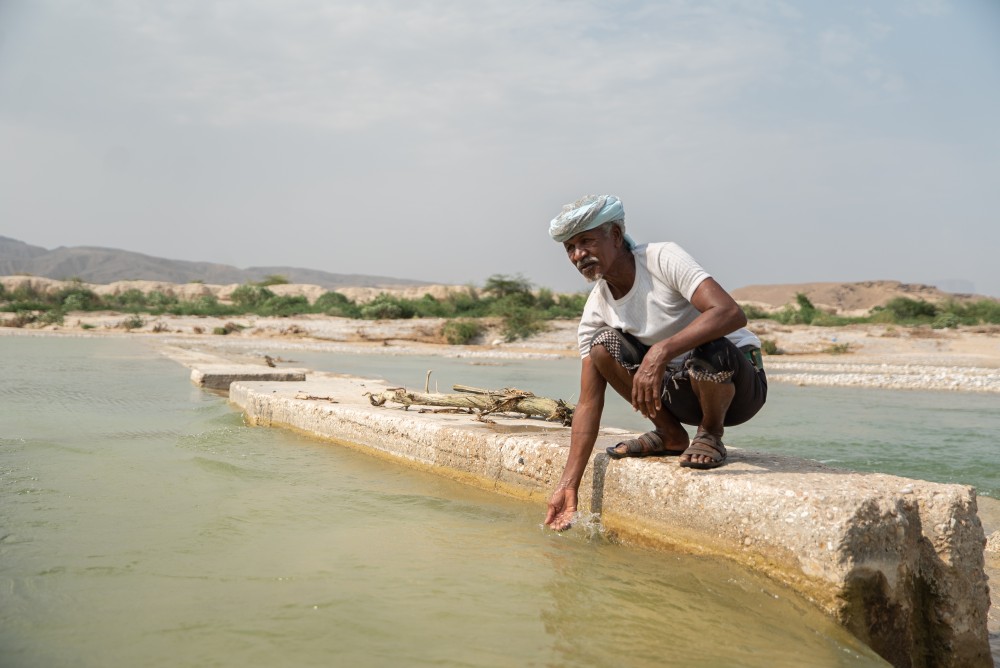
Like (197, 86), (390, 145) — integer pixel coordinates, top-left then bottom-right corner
(0, 236), (434, 289)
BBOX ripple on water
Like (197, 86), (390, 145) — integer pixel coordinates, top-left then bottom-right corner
(96, 429), (184, 442)
(190, 456), (272, 481)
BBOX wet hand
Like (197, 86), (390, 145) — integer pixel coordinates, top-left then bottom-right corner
(544, 486), (578, 531)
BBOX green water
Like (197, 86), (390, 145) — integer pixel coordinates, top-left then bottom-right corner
(0, 336), (887, 667)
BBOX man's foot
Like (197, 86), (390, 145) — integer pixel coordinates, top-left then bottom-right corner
(606, 430), (688, 459)
(679, 432), (727, 469)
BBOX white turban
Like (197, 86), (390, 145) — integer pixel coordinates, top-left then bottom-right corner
(548, 195), (634, 248)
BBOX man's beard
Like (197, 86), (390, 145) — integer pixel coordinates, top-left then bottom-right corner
(577, 258), (602, 282)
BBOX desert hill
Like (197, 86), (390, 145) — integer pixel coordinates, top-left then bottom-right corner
(0, 236), (431, 289)
(730, 280), (993, 315)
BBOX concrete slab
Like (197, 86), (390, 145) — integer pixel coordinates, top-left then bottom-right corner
(189, 364), (307, 390)
(227, 371), (992, 668)
(160, 345), (309, 390)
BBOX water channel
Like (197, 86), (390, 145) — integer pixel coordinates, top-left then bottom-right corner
(0, 335), (896, 667)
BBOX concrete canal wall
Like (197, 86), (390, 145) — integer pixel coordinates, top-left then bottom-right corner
(174, 349), (993, 668)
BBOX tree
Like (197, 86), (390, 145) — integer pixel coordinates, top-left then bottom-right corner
(483, 274), (533, 299)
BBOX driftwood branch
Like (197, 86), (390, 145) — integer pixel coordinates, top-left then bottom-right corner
(365, 385), (574, 426)
(294, 392), (338, 403)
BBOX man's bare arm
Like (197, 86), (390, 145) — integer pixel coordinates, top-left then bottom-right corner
(631, 278), (747, 418)
(545, 355), (606, 531)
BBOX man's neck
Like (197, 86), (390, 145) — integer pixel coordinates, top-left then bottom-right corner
(603, 250), (636, 300)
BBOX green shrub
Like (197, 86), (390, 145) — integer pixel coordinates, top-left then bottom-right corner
(226, 321), (246, 332)
(932, 313), (961, 329)
(5, 299), (51, 313)
(764, 293), (821, 325)
(56, 287), (102, 312)
(497, 304), (544, 341)
(110, 289), (148, 312)
(881, 297), (938, 321)
(535, 288), (556, 310)
(410, 294), (455, 318)
(314, 291), (361, 318)
(212, 322), (245, 335)
(809, 311), (859, 327)
(257, 274), (289, 286)
(772, 305), (805, 325)
(542, 292), (588, 319)
(3, 312), (37, 327)
(359, 294), (414, 320)
(493, 291), (536, 309)
(760, 338), (781, 355)
(795, 293), (817, 325)
(166, 295), (234, 317)
(258, 295), (310, 317)
(231, 284), (276, 310)
(740, 304), (771, 320)
(441, 319), (483, 345)
(145, 291), (178, 312)
(39, 309), (65, 326)
(120, 314), (145, 330)
(9, 285), (45, 302)
(443, 289), (485, 317)
(488, 287), (532, 314)
(969, 299), (1000, 324)
(939, 299), (1000, 325)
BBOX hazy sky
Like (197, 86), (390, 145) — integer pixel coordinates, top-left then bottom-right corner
(1, 0), (998, 295)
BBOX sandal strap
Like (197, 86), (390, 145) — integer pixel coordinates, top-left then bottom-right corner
(621, 430), (664, 455)
(685, 432), (726, 460)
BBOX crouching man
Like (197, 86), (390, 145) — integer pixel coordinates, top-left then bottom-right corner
(544, 195), (767, 531)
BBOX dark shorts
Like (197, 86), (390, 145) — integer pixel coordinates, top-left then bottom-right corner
(589, 327), (767, 427)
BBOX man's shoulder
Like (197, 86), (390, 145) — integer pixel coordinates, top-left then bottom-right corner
(637, 241), (683, 253)
(635, 241), (694, 268)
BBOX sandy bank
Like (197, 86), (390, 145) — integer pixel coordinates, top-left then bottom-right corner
(5, 313), (1000, 393)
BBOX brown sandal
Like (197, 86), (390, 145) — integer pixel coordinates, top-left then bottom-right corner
(606, 431), (686, 459)
(679, 432), (727, 469)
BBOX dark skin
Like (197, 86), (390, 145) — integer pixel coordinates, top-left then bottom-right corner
(544, 224), (747, 532)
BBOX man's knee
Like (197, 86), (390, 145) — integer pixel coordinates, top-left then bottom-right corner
(587, 343), (617, 377)
(589, 327), (648, 369)
(686, 338), (738, 383)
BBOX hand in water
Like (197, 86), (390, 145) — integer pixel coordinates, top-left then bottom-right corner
(544, 486), (578, 531)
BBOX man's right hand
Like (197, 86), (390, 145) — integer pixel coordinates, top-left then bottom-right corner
(544, 486), (578, 531)
(632, 342), (670, 418)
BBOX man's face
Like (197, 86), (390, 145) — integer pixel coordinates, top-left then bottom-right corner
(562, 226), (618, 282)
